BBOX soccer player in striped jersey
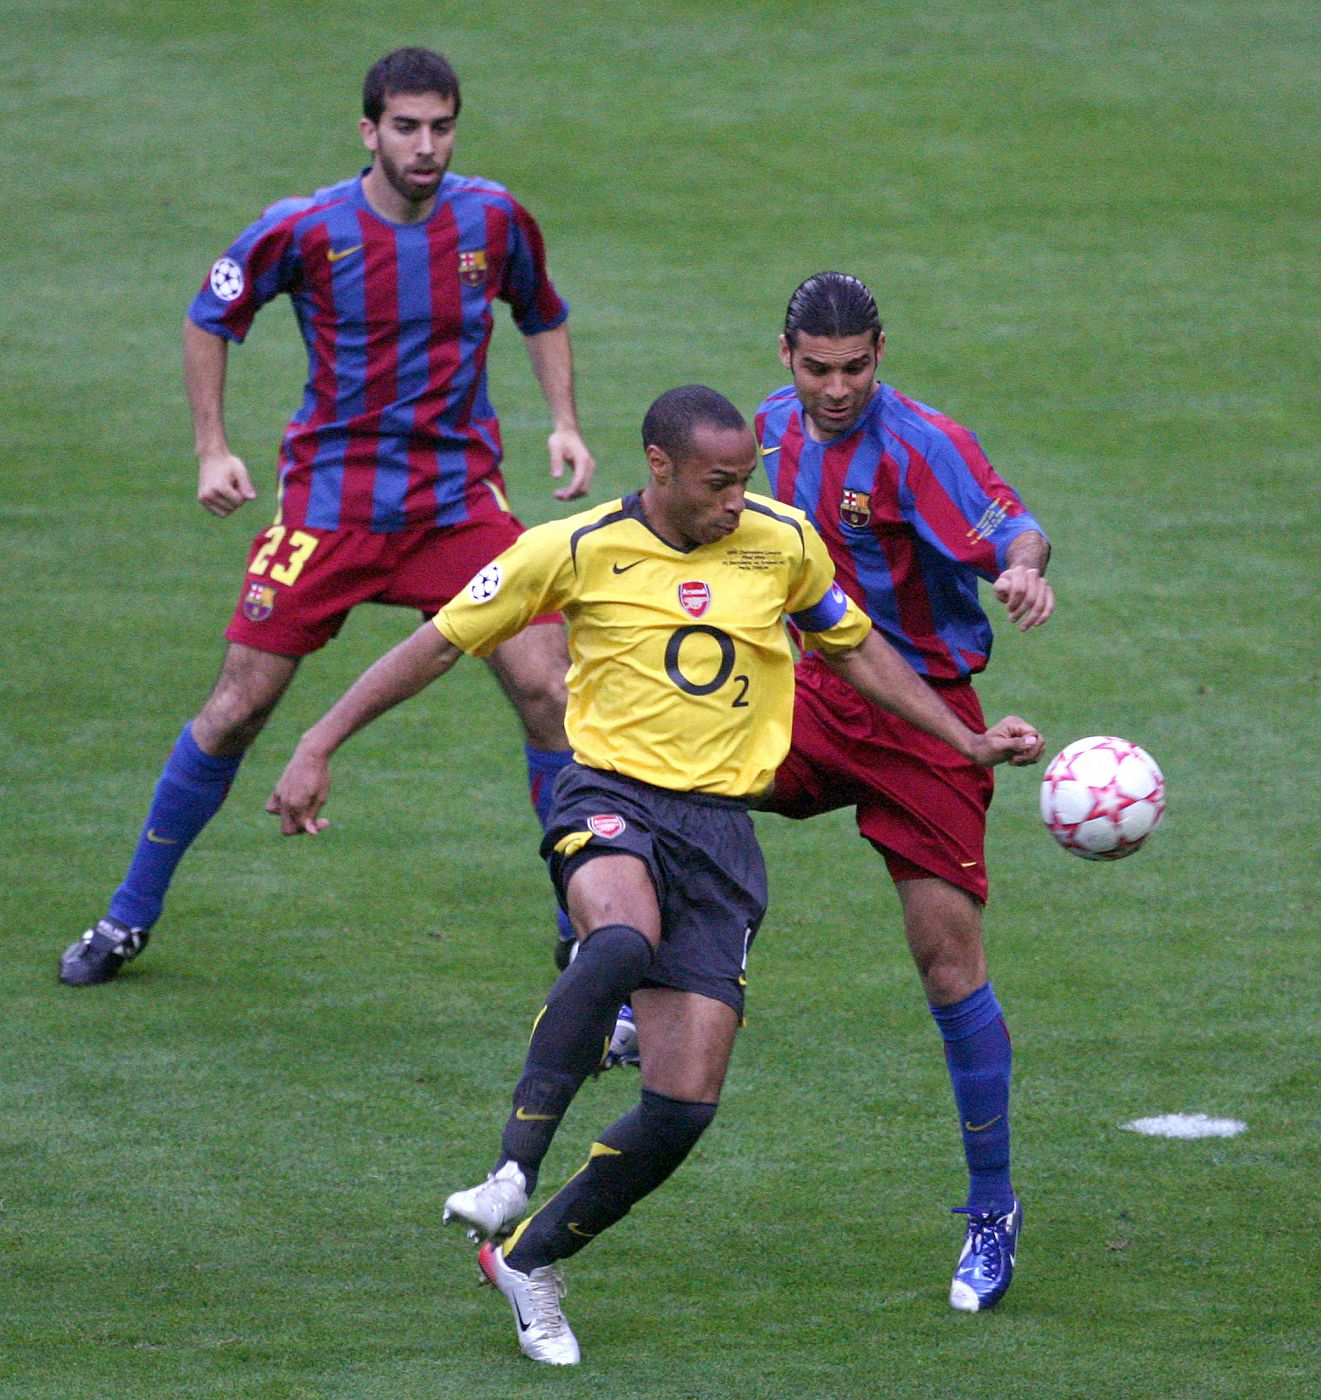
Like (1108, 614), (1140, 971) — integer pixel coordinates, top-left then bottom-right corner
(60, 48), (594, 986)
(267, 385), (1042, 1364)
(757, 272), (1055, 1312)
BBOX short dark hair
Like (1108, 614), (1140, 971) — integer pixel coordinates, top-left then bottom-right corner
(363, 47), (462, 123)
(783, 271), (882, 349)
(642, 385), (748, 462)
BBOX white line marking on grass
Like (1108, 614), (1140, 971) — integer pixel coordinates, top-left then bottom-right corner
(1120, 1113), (1247, 1139)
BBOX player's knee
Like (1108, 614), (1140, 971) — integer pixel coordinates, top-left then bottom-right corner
(195, 650), (296, 754)
(509, 669), (568, 737)
(558, 923), (653, 1005)
(193, 690), (275, 754)
(918, 949), (988, 1005)
(639, 1088), (718, 1169)
(905, 904), (986, 1001)
(489, 631), (569, 732)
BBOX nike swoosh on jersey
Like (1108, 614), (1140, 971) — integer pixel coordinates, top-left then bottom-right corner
(327, 244), (364, 262)
(515, 1107), (558, 1122)
(146, 829), (179, 845)
(611, 560), (644, 574)
(758, 444), (781, 456)
(964, 1115), (1003, 1133)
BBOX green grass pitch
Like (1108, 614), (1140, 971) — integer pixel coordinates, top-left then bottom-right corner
(2, 2), (1317, 1396)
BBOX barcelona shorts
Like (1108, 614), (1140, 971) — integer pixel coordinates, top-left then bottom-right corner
(223, 509), (553, 657)
(761, 652), (995, 902)
(541, 765), (767, 1016)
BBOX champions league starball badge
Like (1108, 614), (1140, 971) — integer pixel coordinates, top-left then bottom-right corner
(468, 563), (502, 602)
(210, 257), (245, 302)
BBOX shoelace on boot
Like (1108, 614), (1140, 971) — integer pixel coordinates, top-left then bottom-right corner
(525, 1267), (569, 1335)
(951, 1208), (1006, 1279)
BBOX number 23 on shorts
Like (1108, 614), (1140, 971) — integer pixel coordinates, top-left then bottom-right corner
(249, 525), (318, 586)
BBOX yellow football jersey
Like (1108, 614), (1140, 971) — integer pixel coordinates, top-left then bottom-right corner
(434, 491), (871, 797)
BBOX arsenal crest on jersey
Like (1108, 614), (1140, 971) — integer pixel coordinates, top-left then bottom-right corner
(587, 814), (626, 839)
(840, 489), (872, 528)
(678, 581), (711, 618)
(242, 582), (277, 623)
(458, 249), (487, 287)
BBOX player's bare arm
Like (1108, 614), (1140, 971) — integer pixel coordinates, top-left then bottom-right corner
(821, 629), (1044, 767)
(183, 318), (257, 518)
(267, 622), (464, 835)
(992, 530), (1054, 632)
(524, 323), (595, 499)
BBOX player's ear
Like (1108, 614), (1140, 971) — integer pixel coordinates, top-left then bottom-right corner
(778, 335), (792, 369)
(876, 330), (886, 361)
(359, 116), (379, 153)
(644, 443), (672, 483)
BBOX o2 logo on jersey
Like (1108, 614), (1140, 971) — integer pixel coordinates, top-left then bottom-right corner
(587, 814), (626, 839)
(468, 563), (503, 603)
(678, 581), (711, 618)
(209, 257), (245, 303)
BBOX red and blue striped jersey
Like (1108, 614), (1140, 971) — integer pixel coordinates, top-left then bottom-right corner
(756, 383), (1046, 680)
(188, 171), (569, 533)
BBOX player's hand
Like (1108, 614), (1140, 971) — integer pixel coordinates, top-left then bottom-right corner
(198, 451), (258, 518)
(969, 716), (1045, 767)
(548, 427), (596, 500)
(266, 746), (332, 835)
(992, 565), (1054, 631)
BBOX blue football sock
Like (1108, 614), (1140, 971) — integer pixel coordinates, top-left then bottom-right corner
(107, 724), (243, 931)
(930, 983), (1014, 1214)
(524, 742), (575, 941)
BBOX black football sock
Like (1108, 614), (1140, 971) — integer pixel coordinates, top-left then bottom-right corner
(503, 1089), (717, 1272)
(497, 923), (653, 1184)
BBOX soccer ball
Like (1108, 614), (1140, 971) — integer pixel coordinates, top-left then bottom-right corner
(1039, 736), (1166, 860)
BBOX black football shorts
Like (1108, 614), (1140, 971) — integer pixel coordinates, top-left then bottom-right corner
(542, 764), (767, 1014)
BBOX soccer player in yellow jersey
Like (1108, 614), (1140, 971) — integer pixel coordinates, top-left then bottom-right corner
(269, 385), (1043, 1366)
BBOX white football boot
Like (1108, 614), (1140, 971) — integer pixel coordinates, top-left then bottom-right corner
(442, 1161), (528, 1243)
(478, 1241), (580, 1365)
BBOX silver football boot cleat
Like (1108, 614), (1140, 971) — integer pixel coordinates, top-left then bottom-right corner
(443, 1160), (528, 1243)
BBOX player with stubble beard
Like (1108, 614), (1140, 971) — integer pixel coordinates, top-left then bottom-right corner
(757, 271), (1055, 1312)
(60, 47), (594, 986)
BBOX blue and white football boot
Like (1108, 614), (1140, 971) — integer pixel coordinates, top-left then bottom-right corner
(601, 1004), (640, 1070)
(949, 1197), (1021, 1311)
(59, 917), (150, 986)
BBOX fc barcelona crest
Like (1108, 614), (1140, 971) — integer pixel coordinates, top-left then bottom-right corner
(678, 581), (711, 618)
(242, 581), (277, 623)
(458, 249), (487, 287)
(840, 489), (871, 528)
